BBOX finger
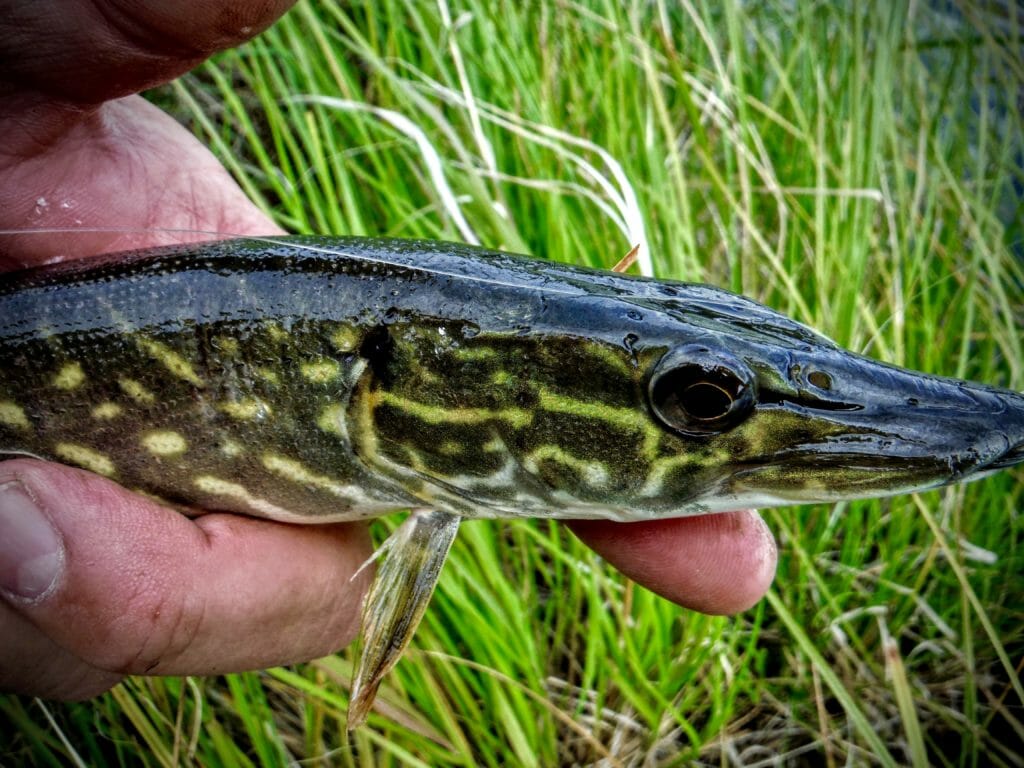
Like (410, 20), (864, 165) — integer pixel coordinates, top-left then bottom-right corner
(0, 459), (373, 686)
(1, 0), (293, 267)
(1, 96), (283, 269)
(0, 0), (296, 108)
(0, 602), (122, 700)
(568, 510), (777, 615)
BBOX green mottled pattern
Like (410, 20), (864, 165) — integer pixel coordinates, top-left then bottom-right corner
(0, 314), (416, 520)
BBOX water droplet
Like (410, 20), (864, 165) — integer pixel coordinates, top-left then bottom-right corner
(627, 309), (642, 321)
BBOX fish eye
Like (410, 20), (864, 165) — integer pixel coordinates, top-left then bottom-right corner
(648, 345), (756, 435)
(807, 370), (833, 390)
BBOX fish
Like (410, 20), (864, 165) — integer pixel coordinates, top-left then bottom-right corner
(1, 234), (1022, 727)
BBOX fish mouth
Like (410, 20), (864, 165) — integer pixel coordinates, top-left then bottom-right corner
(759, 435), (1022, 481)
(727, 434), (1016, 506)
(747, 433), (957, 473)
(724, 418), (1024, 507)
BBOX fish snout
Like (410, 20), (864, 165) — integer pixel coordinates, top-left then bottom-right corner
(875, 376), (1024, 480)
(975, 389), (1024, 471)
(762, 350), (1024, 492)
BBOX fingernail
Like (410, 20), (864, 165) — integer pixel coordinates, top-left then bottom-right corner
(0, 479), (64, 601)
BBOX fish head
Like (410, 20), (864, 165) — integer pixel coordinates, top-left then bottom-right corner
(618, 280), (1024, 516)
(640, 324), (1024, 514)
(347, 249), (1024, 519)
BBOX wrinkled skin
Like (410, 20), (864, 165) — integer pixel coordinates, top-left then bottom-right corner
(0, 0), (776, 700)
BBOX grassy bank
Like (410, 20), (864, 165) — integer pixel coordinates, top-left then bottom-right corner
(4, 1), (1023, 764)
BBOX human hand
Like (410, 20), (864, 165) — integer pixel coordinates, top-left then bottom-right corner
(0, 0), (776, 701)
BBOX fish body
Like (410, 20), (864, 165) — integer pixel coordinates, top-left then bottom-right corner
(3, 235), (1022, 727)
(2, 235), (1022, 523)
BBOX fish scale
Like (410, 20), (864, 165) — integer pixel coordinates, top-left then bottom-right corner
(2, 234), (1023, 726)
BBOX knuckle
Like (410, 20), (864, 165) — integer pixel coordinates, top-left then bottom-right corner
(82, 572), (206, 675)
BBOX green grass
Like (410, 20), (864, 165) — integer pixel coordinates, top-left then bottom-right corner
(4, 0), (1024, 764)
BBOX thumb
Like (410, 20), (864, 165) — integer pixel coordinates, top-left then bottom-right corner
(0, 459), (372, 697)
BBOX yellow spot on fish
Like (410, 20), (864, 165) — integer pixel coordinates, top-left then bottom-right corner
(377, 391), (532, 428)
(331, 327), (358, 352)
(215, 336), (240, 355)
(316, 404), (346, 438)
(262, 454), (356, 498)
(639, 454), (705, 497)
(266, 323), (289, 342)
(587, 344), (634, 377)
(491, 370), (511, 385)
(457, 347), (498, 360)
(54, 443), (115, 477)
(219, 438), (244, 458)
(52, 361), (86, 390)
(538, 388), (662, 458)
(194, 475), (291, 518)
(256, 367), (280, 386)
(136, 338), (204, 387)
(0, 401), (30, 429)
(403, 449), (429, 473)
(439, 441), (462, 456)
(119, 377), (155, 404)
(91, 402), (122, 420)
(141, 430), (188, 456)
(219, 398), (272, 421)
(525, 445), (609, 487)
(301, 359), (340, 384)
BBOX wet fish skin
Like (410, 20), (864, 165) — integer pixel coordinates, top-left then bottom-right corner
(1, 235), (1020, 523)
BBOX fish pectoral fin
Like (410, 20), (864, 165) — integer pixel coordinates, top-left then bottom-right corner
(347, 508), (461, 730)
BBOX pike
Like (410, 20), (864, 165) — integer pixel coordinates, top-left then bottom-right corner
(1, 235), (1022, 727)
